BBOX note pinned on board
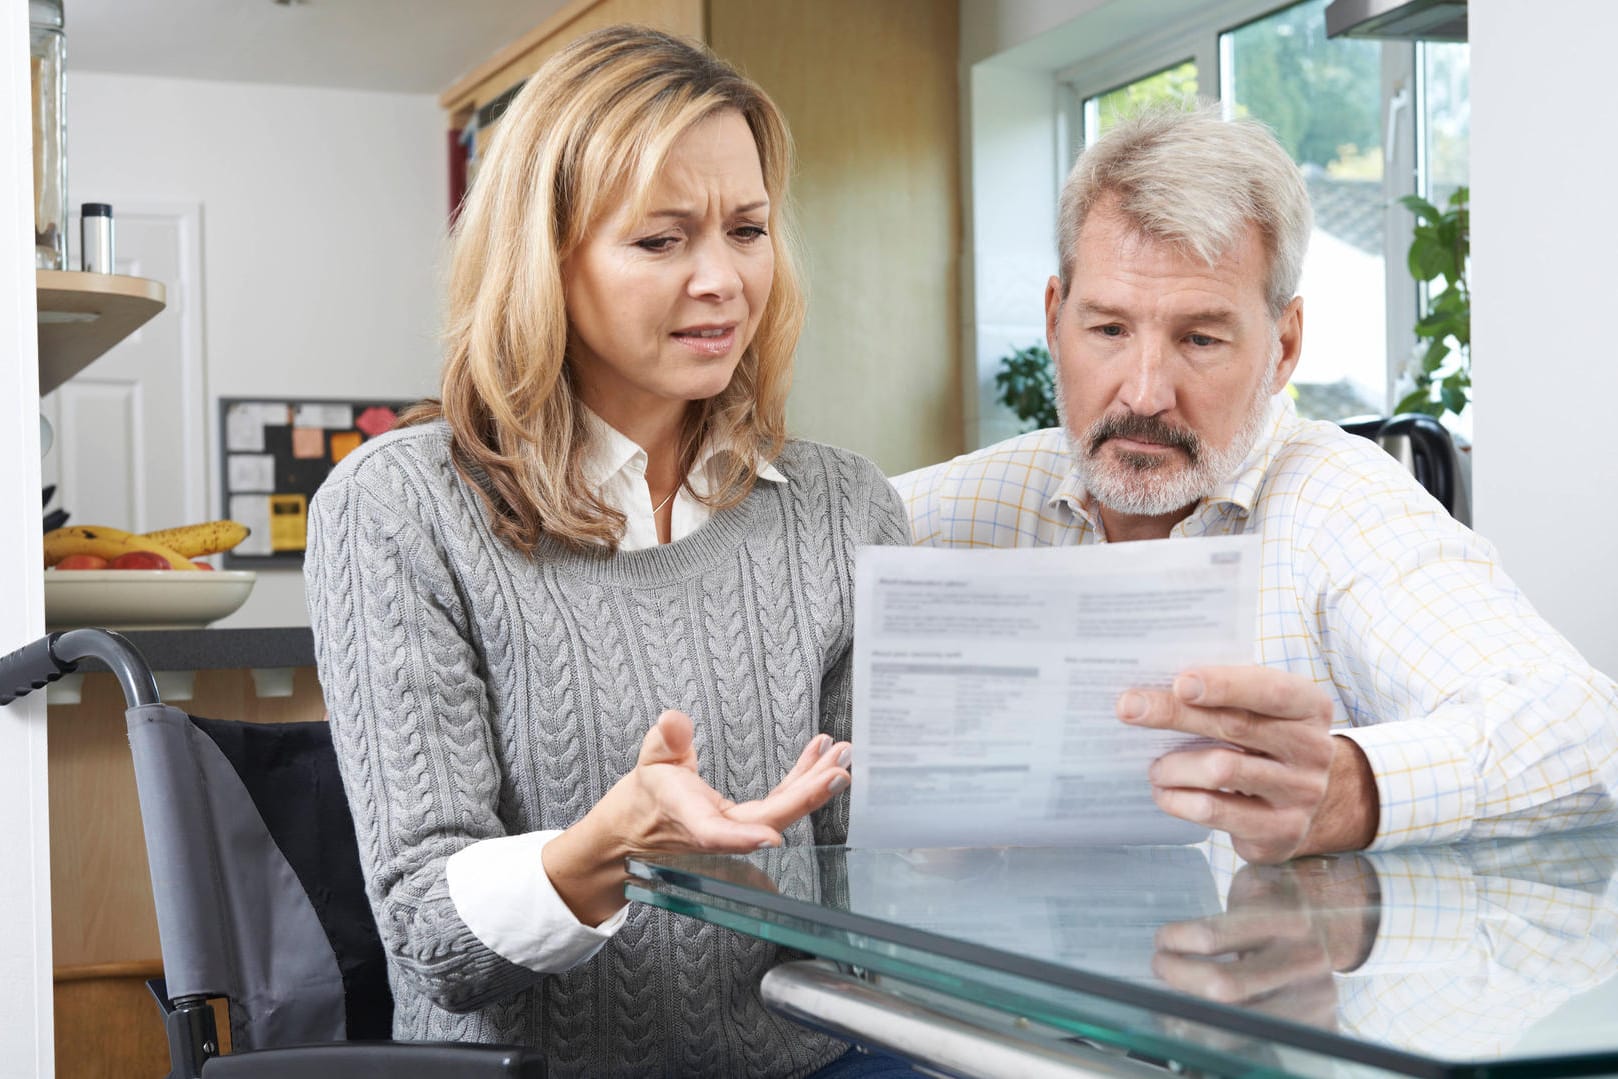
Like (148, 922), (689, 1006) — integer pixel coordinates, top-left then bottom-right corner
(225, 402), (266, 452)
(218, 396), (413, 567)
(269, 493), (308, 552)
(227, 453), (275, 493)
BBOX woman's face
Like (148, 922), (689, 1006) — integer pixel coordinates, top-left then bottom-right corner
(563, 109), (774, 428)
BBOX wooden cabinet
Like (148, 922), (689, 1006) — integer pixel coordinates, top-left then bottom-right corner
(440, 0), (962, 475)
(54, 960), (229, 1079)
(443, 0), (704, 142)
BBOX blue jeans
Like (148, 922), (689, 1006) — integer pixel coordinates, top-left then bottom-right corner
(806, 1046), (917, 1077)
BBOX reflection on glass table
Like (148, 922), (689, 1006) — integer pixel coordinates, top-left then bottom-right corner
(627, 830), (1618, 1079)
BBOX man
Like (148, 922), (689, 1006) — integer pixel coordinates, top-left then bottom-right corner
(897, 107), (1617, 863)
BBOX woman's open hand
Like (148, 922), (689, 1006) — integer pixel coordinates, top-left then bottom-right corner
(620, 709), (851, 852)
(542, 710), (851, 924)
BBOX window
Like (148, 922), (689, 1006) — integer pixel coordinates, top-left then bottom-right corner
(1055, 0), (1470, 425)
(1222, 0), (1386, 421)
(1084, 61), (1198, 146)
(1415, 40), (1471, 435)
(1419, 42), (1469, 208)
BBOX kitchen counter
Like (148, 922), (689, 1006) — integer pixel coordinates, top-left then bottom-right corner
(45, 626), (317, 703)
(113, 626), (315, 672)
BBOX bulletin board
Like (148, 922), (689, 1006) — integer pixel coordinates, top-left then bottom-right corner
(218, 396), (415, 568)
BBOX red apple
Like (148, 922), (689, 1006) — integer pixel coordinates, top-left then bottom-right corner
(55, 554), (110, 570)
(191, 560), (216, 571)
(111, 550), (172, 570)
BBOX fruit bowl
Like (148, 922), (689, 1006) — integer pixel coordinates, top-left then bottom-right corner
(44, 569), (257, 630)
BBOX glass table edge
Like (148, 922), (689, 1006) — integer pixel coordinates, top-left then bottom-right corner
(627, 854), (1618, 1079)
(629, 876), (1309, 1079)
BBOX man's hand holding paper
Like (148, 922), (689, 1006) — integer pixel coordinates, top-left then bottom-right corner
(1120, 667), (1378, 863)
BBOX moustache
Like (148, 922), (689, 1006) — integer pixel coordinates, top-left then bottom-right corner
(1087, 413), (1201, 461)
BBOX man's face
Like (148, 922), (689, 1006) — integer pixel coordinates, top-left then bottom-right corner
(1046, 197), (1303, 522)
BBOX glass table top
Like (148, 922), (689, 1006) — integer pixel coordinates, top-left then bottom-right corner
(627, 829), (1618, 1079)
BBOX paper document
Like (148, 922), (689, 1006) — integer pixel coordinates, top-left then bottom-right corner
(848, 535), (1260, 848)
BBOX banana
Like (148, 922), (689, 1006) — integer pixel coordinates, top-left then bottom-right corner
(140, 519), (251, 558)
(43, 524), (197, 570)
(42, 524), (132, 565)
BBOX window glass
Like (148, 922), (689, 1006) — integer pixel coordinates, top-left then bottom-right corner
(1420, 42), (1469, 208)
(1221, 0), (1385, 421)
(1410, 41), (1471, 433)
(1083, 60), (1197, 146)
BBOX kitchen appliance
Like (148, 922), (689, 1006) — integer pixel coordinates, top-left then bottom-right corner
(1340, 413), (1469, 523)
(1325, 0), (1467, 41)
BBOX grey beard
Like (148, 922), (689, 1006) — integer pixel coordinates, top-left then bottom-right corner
(1068, 354), (1280, 519)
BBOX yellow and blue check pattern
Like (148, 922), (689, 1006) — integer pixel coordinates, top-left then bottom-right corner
(893, 397), (1618, 849)
(1337, 832), (1618, 1056)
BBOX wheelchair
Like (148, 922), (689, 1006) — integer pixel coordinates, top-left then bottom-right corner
(2, 628), (545, 1078)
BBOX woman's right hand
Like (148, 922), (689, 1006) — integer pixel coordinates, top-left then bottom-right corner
(542, 709), (851, 925)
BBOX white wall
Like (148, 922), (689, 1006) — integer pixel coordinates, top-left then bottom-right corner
(1471, 1), (1618, 678)
(960, 0), (1102, 448)
(1, 2), (54, 1073)
(67, 73), (448, 627)
(965, 64), (1061, 448)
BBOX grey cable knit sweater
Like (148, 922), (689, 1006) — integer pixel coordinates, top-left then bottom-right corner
(304, 420), (909, 1078)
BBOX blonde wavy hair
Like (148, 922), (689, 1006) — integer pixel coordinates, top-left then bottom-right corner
(406, 25), (805, 553)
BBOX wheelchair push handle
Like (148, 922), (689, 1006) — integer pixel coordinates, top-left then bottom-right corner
(0, 629), (159, 708)
(0, 634), (72, 705)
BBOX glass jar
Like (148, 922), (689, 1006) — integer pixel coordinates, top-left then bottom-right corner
(30, 0), (66, 271)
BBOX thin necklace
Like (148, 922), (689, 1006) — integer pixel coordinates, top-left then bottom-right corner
(651, 484), (679, 515)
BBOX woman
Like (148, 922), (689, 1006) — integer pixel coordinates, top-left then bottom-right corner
(304, 23), (912, 1079)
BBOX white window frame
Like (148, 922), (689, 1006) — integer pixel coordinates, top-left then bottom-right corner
(1052, 0), (1429, 419)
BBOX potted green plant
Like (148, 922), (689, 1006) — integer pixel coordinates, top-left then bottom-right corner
(1395, 186), (1469, 420)
(994, 343), (1059, 431)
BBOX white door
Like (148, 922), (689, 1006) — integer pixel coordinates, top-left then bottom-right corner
(40, 204), (207, 535)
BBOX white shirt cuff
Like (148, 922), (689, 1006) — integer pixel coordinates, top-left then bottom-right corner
(445, 830), (629, 973)
(1335, 722), (1477, 849)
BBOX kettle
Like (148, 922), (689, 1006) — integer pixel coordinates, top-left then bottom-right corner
(1339, 414), (1469, 524)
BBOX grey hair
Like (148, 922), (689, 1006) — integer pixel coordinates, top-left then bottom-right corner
(1056, 105), (1313, 317)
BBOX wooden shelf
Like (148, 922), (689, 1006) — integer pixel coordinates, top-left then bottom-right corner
(36, 269), (167, 396)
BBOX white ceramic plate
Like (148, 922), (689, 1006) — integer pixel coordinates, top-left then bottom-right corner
(44, 569), (257, 630)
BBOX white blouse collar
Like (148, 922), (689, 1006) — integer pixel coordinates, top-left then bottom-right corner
(579, 407), (788, 490)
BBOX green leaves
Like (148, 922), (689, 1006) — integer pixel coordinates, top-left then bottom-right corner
(1398, 193), (1443, 225)
(1400, 186), (1470, 422)
(1395, 367), (1468, 419)
(994, 344), (1060, 431)
(1409, 235), (1454, 284)
(1395, 388), (1443, 417)
(1401, 187), (1469, 290)
(1421, 338), (1450, 374)
(1441, 378), (1468, 416)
